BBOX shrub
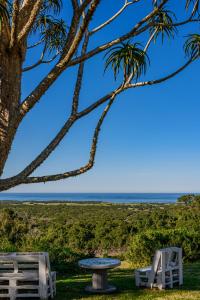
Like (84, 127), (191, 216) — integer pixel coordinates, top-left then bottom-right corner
(126, 228), (200, 268)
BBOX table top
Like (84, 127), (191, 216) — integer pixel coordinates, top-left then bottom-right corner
(78, 258), (121, 270)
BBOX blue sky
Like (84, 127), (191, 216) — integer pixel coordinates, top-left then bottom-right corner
(3, 1), (200, 193)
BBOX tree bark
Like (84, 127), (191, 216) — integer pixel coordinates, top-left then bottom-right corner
(0, 21), (22, 177)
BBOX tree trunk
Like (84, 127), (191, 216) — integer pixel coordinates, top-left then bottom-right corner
(0, 21), (22, 177)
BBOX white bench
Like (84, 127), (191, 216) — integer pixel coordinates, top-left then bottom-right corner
(0, 252), (56, 299)
(135, 247), (183, 289)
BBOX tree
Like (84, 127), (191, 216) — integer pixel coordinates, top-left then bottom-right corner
(177, 194), (200, 205)
(0, 0), (199, 192)
(177, 194), (196, 205)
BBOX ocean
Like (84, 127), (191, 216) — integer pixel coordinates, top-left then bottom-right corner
(0, 193), (188, 203)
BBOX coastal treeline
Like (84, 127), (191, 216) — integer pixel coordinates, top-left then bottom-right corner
(0, 201), (200, 270)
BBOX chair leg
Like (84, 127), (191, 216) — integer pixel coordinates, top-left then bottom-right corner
(135, 271), (140, 287)
(10, 279), (16, 300)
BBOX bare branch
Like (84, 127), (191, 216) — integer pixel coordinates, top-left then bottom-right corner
(173, 17), (200, 27)
(71, 0), (79, 11)
(23, 50), (60, 72)
(18, 58), (195, 181)
(18, 0), (41, 35)
(23, 45), (46, 72)
(144, 29), (158, 53)
(20, 0), (101, 118)
(0, 116), (76, 187)
(77, 85), (124, 119)
(20, 0), (167, 120)
(20, 0), (31, 9)
(27, 39), (45, 49)
(72, 32), (89, 114)
(10, 0), (20, 48)
(71, 0), (89, 114)
(16, 98), (115, 185)
(78, 59), (195, 120)
(128, 59), (193, 89)
(0, 56), (195, 190)
(17, 0), (43, 43)
(79, 0), (93, 13)
(68, 0), (169, 67)
(90, 0), (137, 35)
(1, 85), (125, 187)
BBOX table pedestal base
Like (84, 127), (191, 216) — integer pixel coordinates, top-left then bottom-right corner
(85, 285), (116, 293)
(85, 269), (116, 293)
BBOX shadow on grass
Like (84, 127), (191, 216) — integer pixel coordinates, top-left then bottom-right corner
(55, 263), (200, 300)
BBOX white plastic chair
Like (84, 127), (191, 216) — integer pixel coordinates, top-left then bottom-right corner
(135, 247), (183, 289)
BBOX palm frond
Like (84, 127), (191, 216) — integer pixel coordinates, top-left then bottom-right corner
(42, 0), (63, 15)
(104, 41), (149, 81)
(185, 0), (200, 16)
(184, 34), (200, 59)
(149, 9), (177, 43)
(152, 0), (160, 7)
(32, 14), (67, 53)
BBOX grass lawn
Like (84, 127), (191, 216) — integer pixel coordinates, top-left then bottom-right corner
(54, 262), (200, 300)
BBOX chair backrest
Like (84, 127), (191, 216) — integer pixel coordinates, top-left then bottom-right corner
(148, 247), (182, 286)
(0, 252), (52, 298)
(0, 252), (50, 274)
(160, 247), (181, 270)
(148, 249), (162, 285)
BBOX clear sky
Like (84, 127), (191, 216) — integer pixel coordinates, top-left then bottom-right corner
(3, 1), (200, 193)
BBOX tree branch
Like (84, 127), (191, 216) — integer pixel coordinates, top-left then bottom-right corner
(7, 98), (115, 186)
(79, 0), (93, 13)
(68, 0), (169, 67)
(128, 58), (193, 89)
(18, 58), (195, 181)
(17, 0), (43, 43)
(23, 50), (60, 72)
(10, 0), (20, 48)
(173, 17), (200, 26)
(71, 0), (79, 11)
(27, 39), (45, 49)
(72, 32), (89, 114)
(19, 0), (167, 120)
(0, 57), (195, 190)
(1, 84), (125, 188)
(76, 86), (124, 119)
(0, 116), (76, 188)
(23, 44), (46, 72)
(90, 0), (138, 35)
(20, 0), (100, 118)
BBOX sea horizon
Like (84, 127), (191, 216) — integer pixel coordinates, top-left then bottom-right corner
(0, 192), (197, 203)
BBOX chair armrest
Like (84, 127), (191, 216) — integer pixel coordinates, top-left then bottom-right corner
(135, 266), (152, 273)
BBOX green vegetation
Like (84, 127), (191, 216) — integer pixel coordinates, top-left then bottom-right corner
(127, 229), (200, 267)
(177, 194), (200, 205)
(1, 201), (200, 267)
(1, 201), (200, 299)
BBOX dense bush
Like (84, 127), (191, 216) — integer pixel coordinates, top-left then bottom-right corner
(127, 228), (200, 267)
(0, 202), (200, 269)
(177, 194), (200, 205)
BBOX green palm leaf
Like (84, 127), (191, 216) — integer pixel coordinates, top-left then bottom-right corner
(32, 14), (67, 53)
(42, 0), (63, 15)
(184, 34), (200, 59)
(185, 0), (200, 16)
(149, 9), (177, 43)
(104, 41), (149, 81)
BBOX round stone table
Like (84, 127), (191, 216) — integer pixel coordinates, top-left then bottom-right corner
(78, 258), (121, 293)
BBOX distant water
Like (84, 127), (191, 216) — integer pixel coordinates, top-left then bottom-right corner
(0, 193), (187, 203)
